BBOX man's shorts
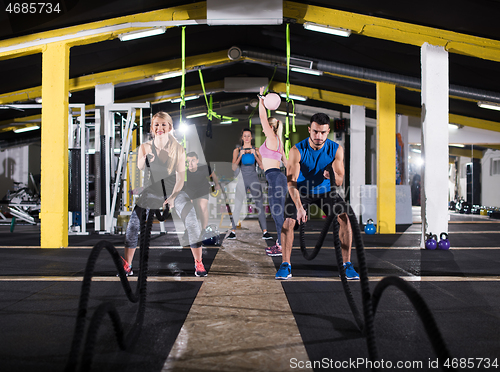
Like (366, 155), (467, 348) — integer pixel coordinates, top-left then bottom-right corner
(284, 191), (347, 224)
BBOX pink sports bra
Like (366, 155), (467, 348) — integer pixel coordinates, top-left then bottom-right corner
(259, 137), (283, 161)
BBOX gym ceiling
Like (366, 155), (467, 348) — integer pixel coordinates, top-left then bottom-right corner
(1, 0), (500, 149)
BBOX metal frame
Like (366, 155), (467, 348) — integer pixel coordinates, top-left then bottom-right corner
(67, 104), (88, 234)
(96, 103), (150, 233)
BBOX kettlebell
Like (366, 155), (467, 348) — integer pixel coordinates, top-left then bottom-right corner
(364, 219), (376, 235)
(425, 233), (438, 250)
(438, 232), (450, 250)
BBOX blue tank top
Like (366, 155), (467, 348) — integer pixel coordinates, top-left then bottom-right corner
(295, 138), (339, 194)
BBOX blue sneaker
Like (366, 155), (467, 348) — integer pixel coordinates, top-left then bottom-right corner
(275, 262), (292, 280)
(342, 262), (359, 280)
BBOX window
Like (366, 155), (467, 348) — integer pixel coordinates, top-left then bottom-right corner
(492, 159), (500, 176)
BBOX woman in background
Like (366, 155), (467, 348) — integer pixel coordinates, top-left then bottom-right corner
(227, 128), (272, 241)
(258, 86), (287, 256)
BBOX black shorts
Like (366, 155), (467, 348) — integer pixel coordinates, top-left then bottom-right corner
(284, 191), (347, 222)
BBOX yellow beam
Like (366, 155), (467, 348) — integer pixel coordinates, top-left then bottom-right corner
(284, 1), (500, 62)
(115, 80), (225, 104)
(480, 144), (500, 151)
(0, 50), (230, 105)
(0, 86), (42, 105)
(0, 114), (41, 133)
(376, 82), (396, 234)
(269, 82), (377, 109)
(69, 51), (229, 93)
(396, 105), (500, 133)
(449, 147), (484, 159)
(0, 3), (206, 60)
(2, 1), (500, 64)
(449, 114), (500, 132)
(40, 42), (70, 248)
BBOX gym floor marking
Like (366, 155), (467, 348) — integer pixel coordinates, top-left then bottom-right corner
(1, 276), (499, 282)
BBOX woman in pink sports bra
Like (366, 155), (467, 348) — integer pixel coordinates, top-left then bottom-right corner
(258, 86), (288, 256)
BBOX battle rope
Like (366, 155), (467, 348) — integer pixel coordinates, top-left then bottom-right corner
(297, 165), (454, 370)
(371, 276), (454, 371)
(65, 207), (160, 372)
(298, 199), (364, 334)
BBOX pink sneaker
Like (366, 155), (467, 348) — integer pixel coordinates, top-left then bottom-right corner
(265, 244), (282, 257)
(117, 256), (133, 276)
(195, 261), (207, 277)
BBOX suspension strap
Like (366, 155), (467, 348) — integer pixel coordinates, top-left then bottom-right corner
(284, 23), (296, 157)
(178, 26), (187, 149)
(198, 69), (238, 124)
(180, 26), (186, 115)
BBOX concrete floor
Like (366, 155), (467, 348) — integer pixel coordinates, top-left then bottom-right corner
(1, 210), (500, 372)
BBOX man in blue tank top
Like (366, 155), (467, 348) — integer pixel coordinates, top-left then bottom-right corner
(275, 113), (359, 280)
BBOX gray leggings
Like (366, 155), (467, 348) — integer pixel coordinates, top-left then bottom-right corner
(125, 191), (201, 248)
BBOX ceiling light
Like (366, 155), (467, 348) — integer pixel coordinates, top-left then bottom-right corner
(118, 27), (166, 42)
(478, 101), (500, 111)
(154, 71), (184, 80)
(449, 144), (465, 148)
(291, 67), (323, 76)
(448, 123), (460, 129)
(35, 98), (42, 103)
(178, 122), (188, 133)
(220, 120), (233, 124)
(14, 125), (40, 133)
(185, 112), (207, 119)
(411, 148), (421, 153)
(279, 93), (307, 101)
(275, 111), (296, 117)
(171, 95), (200, 103)
(303, 22), (351, 37)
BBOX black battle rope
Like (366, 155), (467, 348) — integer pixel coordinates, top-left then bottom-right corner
(371, 276), (454, 371)
(145, 155), (171, 222)
(345, 200), (378, 362)
(298, 199), (365, 334)
(298, 164), (369, 337)
(296, 164), (455, 371)
(332, 208), (365, 332)
(65, 208), (156, 372)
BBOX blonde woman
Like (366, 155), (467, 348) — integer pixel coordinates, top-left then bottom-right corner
(122, 111), (207, 277)
(258, 86), (288, 256)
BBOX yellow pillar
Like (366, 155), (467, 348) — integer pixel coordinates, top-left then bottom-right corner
(376, 82), (396, 234)
(40, 42), (70, 248)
